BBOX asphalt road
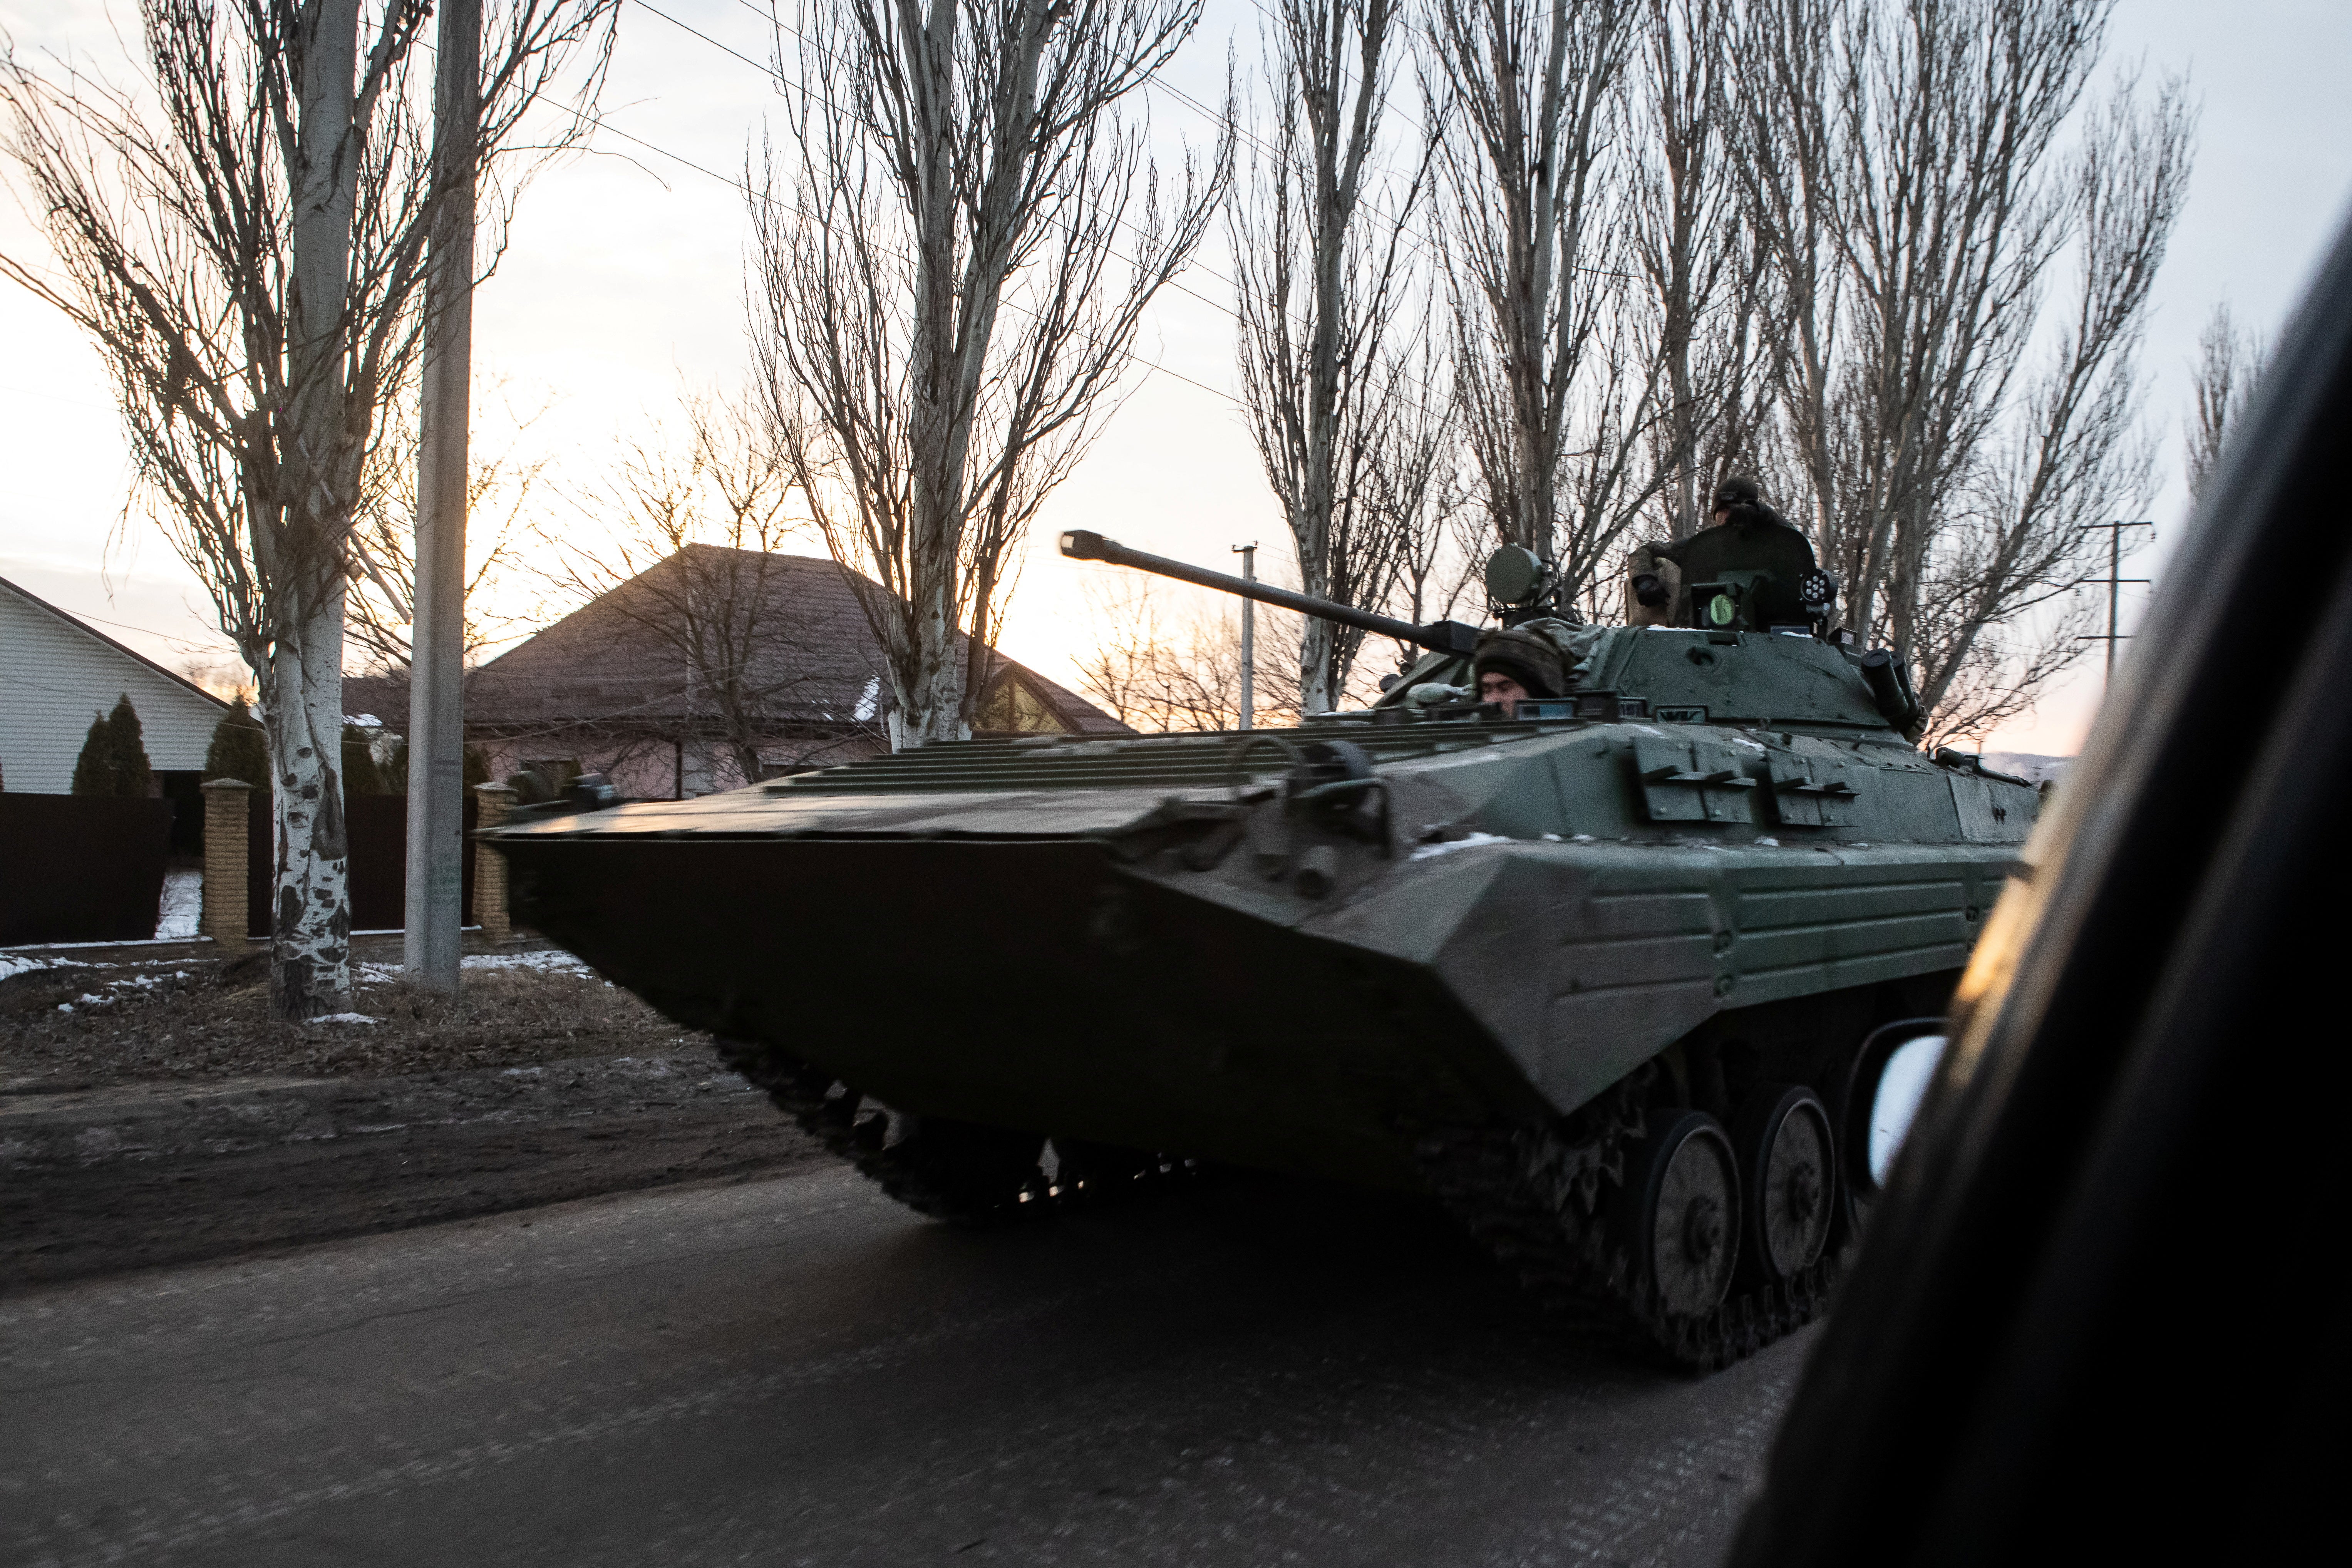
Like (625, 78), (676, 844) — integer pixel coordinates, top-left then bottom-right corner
(1, 1167), (1813, 1567)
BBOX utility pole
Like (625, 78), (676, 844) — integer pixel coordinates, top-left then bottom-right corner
(1233, 543), (1256, 730)
(2077, 521), (2154, 682)
(405, 0), (479, 992)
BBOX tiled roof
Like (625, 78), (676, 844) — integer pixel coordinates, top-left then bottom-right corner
(345, 547), (1125, 737)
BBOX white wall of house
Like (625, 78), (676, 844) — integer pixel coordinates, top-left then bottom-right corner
(0, 576), (228, 793)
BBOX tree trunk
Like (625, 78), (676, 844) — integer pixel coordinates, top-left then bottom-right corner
(263, 599), (352, 1017)
(271, 0), (363, 1017)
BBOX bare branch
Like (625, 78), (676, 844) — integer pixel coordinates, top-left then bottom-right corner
(751, 0), (1229, 747)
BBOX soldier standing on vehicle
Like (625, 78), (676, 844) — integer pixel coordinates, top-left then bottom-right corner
(1628, 477), (1820, 629)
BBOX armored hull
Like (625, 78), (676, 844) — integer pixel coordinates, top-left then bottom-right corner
(489, 625), (2035, 1365)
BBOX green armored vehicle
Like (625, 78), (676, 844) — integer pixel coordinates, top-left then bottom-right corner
(486, 532), (2035, 1368)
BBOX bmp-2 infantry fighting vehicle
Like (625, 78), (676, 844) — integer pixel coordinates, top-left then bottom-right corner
(486, 531), (2037, 1368)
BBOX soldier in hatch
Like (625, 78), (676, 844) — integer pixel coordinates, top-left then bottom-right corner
(1473, 620), (1603, 707)
(1627, 477), (1820, 629)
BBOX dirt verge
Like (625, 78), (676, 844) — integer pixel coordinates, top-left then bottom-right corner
(3, 1098), (829, 1292)
(0, 947), (846, 1292)
(0, 946), (707, 1089)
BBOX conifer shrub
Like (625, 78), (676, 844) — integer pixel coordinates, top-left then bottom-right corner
(342, 727), (388, 795)
(203, 700), (270, 789)
(70, 694), (154, 797)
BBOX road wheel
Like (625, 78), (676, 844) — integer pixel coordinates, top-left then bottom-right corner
(1620, 1109), (1741, 1319)
(1733, 1085), (1836, 1282)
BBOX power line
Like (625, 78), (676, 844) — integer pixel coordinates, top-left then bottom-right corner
(549, 86), (1247, 407)
(415, 14), (1246, 409)
(635, 0), (1251, 342)
(650, 0), (1474, 407)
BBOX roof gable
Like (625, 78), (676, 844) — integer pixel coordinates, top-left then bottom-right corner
(0, 575), (231, 791)
(350, 547), (1128, 738)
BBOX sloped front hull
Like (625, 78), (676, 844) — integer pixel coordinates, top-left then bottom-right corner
(503, 835), (1527, 1188)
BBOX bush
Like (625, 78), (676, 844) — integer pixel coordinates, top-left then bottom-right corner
(342, 727), (388, 795)
(71, 694), (154, 797)
(204, 700), (270, 789)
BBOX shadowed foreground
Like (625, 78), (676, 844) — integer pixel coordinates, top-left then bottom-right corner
(1, 1168), (1811, 1566)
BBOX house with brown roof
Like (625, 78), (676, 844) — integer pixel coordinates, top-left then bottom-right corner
(345, 546), (1123, 799)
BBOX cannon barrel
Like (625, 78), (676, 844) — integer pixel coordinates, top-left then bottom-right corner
(1059, 530), (1481, 655)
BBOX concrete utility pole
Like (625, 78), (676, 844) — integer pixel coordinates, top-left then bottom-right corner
(1233, 544), (1256, 730)
(2077, 521), (2154, 683)
(405, 0), (480, 992)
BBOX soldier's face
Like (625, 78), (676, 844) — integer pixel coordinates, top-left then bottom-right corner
(1480, 672), (1531, 705)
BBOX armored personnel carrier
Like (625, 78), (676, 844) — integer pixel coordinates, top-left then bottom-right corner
(485, 533), (2035, 1368)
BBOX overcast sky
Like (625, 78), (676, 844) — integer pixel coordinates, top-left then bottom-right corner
(3, 0), (2348, 754)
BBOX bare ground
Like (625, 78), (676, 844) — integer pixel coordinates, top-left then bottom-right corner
(0, 950), (832, 1292)
(0, 947), (707, 1090)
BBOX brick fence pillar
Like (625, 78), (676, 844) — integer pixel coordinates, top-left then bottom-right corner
(472, 784), (518, 945)
(199, 779), (252, 949)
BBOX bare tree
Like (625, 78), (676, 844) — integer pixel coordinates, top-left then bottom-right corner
(753, 0), (1228, 750)
(1067, 571), (1422, 730)
(1625, 0), (1780, 543)
(2185, 301), (2268, 504)
(345, 389), (550, 672)
(1428, 0), (1637, 578)
(1, 0), (613, 1016)
(538, 396), (864, 789)
(1908, 79), (2190, 739)
(1378, 332), (1476, 642)
(1074, 577), (1272, 732)
(1232, 0), (1432, 711)
(1738, 0), (2190, 737)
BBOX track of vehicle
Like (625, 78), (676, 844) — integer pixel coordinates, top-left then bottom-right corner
(1416, 1067), (1843, 1371)
(719, 1039), (1838, 1370)
(715, 1038), (1199, 1221)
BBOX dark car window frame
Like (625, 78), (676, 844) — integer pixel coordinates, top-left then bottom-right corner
(1730, 217), (2352, 1566)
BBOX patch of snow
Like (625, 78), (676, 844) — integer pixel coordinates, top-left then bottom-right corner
(77, 993), (106, 1005)
(1571, 834), (1596, 843)
(1628, 724), (1666, 736)
(1, 955), (104, 982)
(55, 1003), (72, 1013)
(309, 1012), (381, 1025)
(356, 950), (594, 984)
(1729, 737), (1767, 752)
(1411, 831), (1515, 861)
(1541, 833), (1562, 842)
(463, 950), (593, 975)
(154, 869), (203, 941)
(1755, 837), (1781, 847)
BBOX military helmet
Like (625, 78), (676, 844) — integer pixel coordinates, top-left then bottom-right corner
(1712, 475), (1763, 512)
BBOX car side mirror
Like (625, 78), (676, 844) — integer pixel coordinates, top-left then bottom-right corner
(1843, 1019), (1950, 1197)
